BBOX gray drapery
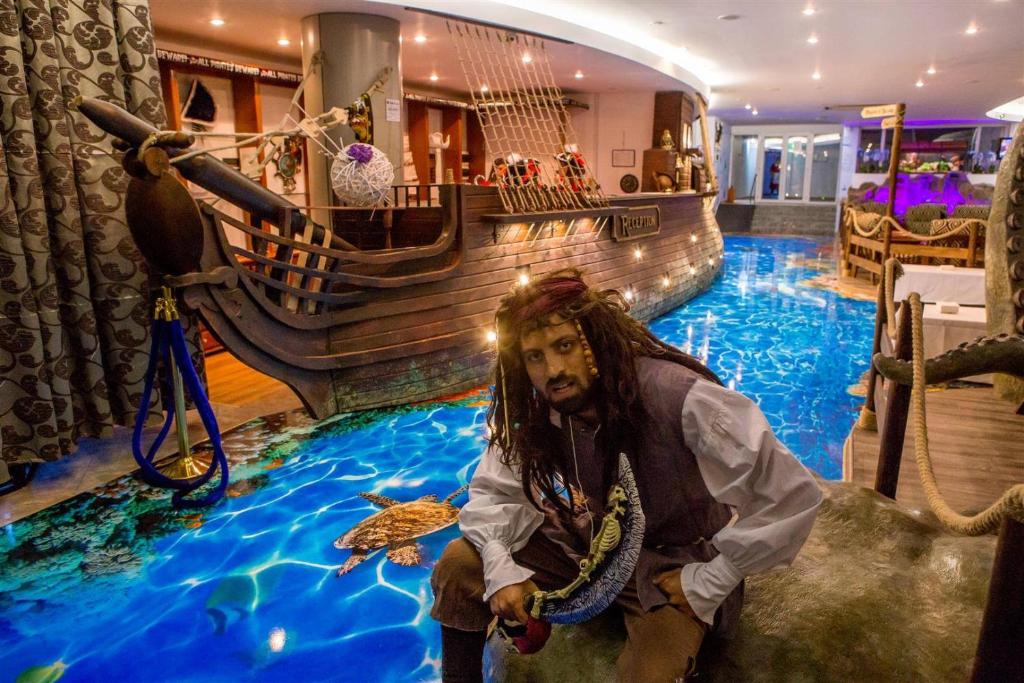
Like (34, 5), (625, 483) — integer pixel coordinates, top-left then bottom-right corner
(1, 0), (195, 464)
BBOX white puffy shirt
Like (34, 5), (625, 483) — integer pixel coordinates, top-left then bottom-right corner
(458, 377), (823, 626)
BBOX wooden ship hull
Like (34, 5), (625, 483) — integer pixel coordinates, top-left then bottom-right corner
(190, 187), (723, 418)
(74, 96), (724, 419)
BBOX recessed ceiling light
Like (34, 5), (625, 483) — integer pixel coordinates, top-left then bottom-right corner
(812, 70), (821, 80)
(744, 103), (752, 110)
(807, 34), (818, 44)
(926, 65), (936, 75)
(414, 34), (427, 43)
(209, 18), (225, 26)
(802, 6), (815, 16)
(717, 14), (740, 21)
(915, 78), (924, 88)
(653, 20), (666, 25)
(430, 73), (439, 82)
(277, 38), (290, 46)
(574, 70), (584, 79)
(965, 23), (978, 35)
(521, 53), (533, 64)
(752, 109), (759, 116)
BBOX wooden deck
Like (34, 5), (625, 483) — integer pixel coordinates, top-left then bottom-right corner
(845, 385), (1024, 513)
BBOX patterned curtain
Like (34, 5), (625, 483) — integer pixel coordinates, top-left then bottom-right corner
(0, 0), (178, 465)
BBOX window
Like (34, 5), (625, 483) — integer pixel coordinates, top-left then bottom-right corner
(784, 136), (807, 200)
(810, 134), (840, 202)
(730, 135), (758, 200)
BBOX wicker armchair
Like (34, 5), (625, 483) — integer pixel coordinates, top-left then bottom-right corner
(904, 203), (947, 235)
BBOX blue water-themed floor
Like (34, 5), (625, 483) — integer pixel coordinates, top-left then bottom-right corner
(1, 236), (874, 682)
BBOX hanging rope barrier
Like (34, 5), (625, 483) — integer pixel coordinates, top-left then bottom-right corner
(907, 291), (1024, 534)
(132, 287), (229, 508)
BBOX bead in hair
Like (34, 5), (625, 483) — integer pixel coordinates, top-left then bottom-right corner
(574, 319), (600, 378)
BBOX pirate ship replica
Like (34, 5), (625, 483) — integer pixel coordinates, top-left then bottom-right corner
(77, 21), (723, 419)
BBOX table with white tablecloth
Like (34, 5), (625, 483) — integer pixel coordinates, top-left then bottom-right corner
(893, 264), (986, 306)
(882, 303), (991, 384)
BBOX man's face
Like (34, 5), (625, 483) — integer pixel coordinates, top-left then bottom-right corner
(519, 318), (596, 414)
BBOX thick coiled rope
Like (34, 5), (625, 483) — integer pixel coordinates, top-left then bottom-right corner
(908, 292), (1024, 534)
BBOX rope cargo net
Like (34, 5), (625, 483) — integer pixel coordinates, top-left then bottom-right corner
(447, 20), (608, 214)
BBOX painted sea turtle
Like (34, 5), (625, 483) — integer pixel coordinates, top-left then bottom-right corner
(333, 484), (469, 576)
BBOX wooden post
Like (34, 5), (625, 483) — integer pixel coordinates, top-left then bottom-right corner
(967, 221), (979, 268)
(873, 299), (912, 499)
(880, 104), (905, 266)
(858, 275), (888, 431)
(971, 517), (1024, 681)
(442, 108), (464, 184)
(695, 95), (718, 193)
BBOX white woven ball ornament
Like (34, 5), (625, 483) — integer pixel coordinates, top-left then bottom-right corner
(330, 143), (394, 206)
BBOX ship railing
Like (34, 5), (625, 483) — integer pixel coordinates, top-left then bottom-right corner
(203, 185), (462, 315)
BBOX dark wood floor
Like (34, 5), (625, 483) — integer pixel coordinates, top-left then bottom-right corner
(846, 386), (1024, 513)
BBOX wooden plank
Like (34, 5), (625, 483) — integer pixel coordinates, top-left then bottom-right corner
(847, 386), (1024, 513)
(407, 100), (431, 185)
(442, 107), (463, 183)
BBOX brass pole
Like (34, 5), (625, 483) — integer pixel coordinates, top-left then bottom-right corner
(155, 286), (211, 481)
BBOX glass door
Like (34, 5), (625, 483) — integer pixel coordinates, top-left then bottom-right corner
(784, 136), (808, 200)
(761, 137), (782, 199)
(730, 135), (758, 200)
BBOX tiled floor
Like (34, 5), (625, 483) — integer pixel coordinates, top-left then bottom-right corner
(0, 351), (302, 523)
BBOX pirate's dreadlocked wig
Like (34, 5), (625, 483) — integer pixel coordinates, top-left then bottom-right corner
(487, 269), (721, 516)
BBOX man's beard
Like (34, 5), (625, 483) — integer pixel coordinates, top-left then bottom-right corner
(547, 377), (598, 415)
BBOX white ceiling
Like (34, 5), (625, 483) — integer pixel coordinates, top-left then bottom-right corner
(149, 0), (1024, 124)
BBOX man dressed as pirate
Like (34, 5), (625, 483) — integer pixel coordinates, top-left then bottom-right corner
(430, 270), (821, 681)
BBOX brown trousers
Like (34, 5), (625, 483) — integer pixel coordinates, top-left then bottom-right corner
(430, 533), (707, 682)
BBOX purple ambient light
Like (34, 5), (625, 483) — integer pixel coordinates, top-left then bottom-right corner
(864, 172), (989, 217)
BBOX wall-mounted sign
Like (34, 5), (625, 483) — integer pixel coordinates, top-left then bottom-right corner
(611, 148), (636, 167)
(613, 206), (660, 241)
(861, 104), (899, 119)
(880, 115), (901, 129)
(385, 98), (401, 122)
(156, 49), (302, 85)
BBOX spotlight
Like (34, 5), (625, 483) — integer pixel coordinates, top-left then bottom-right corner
(414, 34), (427, 43)
(807, 34), (818, 45)
(209, 18), (225, 26)
(634, 247), (642, 261)
(926, 65), (936, 75)
(430, 74), (439, 82)
(662, 276), (671, 288)
(277, 38), (290, 46)
(690, 233), (698, 243)
(574, 71), (584, 79)
(915, 78), (924, 88)
(518, 272), (530, 286)
(486, 330), (497, 343)
(521, 53), (533, 64)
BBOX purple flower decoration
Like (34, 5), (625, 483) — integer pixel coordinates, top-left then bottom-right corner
(348, 143), (374, 164)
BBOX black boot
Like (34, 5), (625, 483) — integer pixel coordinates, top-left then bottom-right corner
(441, 625), (486, 683)
(0, 462), (39, 497)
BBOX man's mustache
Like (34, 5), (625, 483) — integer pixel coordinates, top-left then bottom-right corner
(546, 374), (574, 391)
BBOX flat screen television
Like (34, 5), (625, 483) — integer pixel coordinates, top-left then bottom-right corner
(996, 136), (1012, 159)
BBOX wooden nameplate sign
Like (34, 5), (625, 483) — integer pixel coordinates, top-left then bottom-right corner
(613, 205), (661, 241)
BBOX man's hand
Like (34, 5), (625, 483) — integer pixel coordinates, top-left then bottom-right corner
(489, 579), (539, 623)
(654, 569), (698, 619)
